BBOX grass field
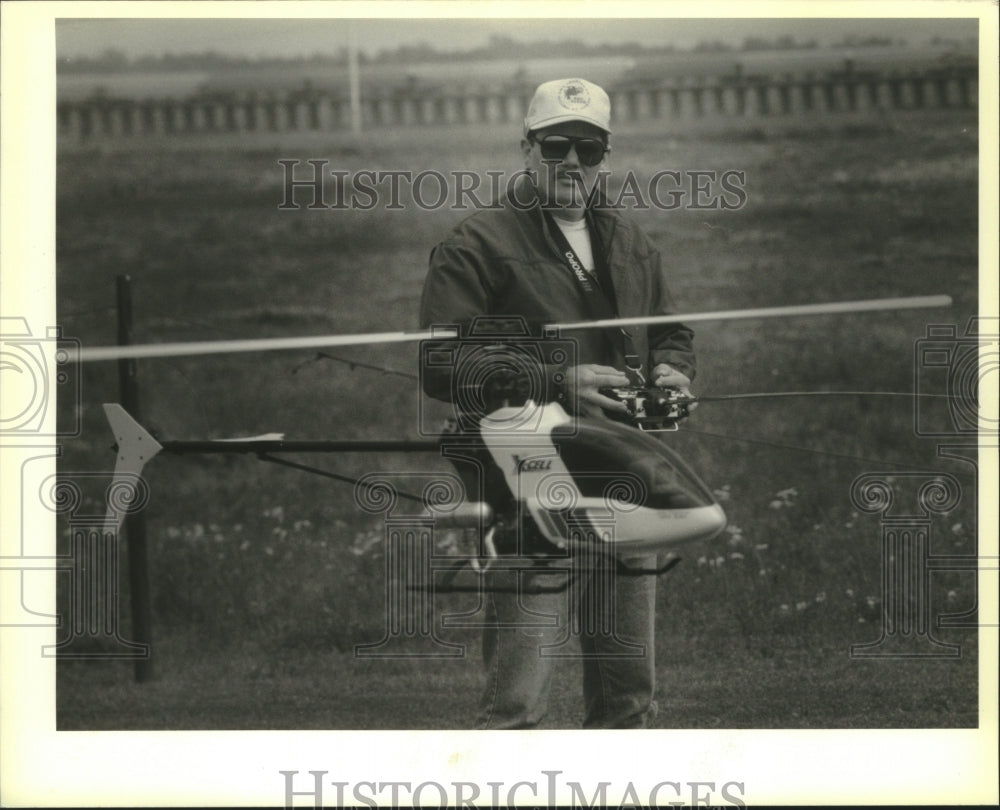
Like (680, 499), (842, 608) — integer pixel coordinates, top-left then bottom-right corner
(55, 107), (980, 730)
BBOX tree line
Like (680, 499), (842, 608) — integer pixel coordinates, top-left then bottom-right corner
(58, 33), (915, 74)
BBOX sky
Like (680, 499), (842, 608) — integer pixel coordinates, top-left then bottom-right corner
(56, 15), (978, 60)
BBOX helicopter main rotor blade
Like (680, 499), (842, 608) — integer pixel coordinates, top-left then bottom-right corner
(76, 326), (459, 362)
(74, 294), (951, 362)
(552, 294), (953, 331)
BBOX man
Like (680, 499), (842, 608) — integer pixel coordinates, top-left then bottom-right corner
(419, 78), (695, 728)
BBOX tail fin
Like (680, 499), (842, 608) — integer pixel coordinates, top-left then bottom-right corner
(102, 404), (163, 533)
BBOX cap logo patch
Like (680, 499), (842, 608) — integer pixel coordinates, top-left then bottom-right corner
(558, 81), (591, 110)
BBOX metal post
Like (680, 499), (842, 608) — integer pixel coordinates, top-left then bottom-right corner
(348, 20), (362, 138)
(116, 275), (154, 681)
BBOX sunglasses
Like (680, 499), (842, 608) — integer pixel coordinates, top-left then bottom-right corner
(533, 135), (608, 167)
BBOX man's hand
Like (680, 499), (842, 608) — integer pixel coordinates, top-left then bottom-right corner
(651, 363), (697, 411)
(563, 364), (630, 416)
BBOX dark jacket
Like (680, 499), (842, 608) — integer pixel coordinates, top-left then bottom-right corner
(419, 177), (695, 404)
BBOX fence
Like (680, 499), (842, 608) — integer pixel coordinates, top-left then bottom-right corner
(58, 65), (977, 142)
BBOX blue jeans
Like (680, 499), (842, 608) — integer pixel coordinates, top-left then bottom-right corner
(476, 554), (658, 729)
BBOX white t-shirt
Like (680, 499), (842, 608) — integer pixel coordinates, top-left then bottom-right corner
(553, 216), (595, 272)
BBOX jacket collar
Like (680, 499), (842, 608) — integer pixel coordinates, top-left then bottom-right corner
(505, 173), (620, 252)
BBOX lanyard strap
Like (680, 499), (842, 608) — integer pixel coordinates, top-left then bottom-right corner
(542, 210), (645, 383)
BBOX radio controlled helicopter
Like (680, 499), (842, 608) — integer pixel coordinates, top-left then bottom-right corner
(80, 294), (954, 592)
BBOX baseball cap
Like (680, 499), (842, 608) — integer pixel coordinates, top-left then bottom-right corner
(523, 78), (611, 136)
